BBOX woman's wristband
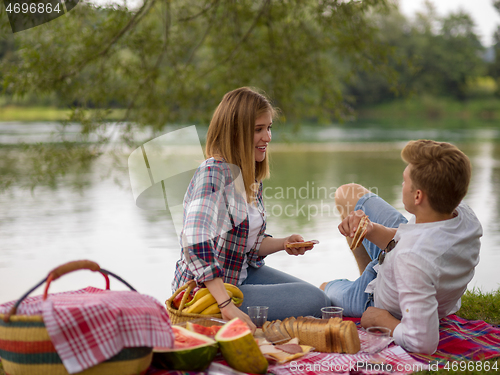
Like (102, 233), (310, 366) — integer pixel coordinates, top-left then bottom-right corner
(218, 297), (232, 309)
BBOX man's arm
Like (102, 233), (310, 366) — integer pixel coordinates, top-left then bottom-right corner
(361, 307), (400, 335)
(366, 223), (398, 251)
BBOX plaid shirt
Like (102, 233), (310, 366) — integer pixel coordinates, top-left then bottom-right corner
(172, 158), (268, 292)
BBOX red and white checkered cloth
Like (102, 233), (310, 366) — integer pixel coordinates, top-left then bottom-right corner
(146, 328), (430, 375)
(268, 346), (428, 375)
(0, 287), (174, 374)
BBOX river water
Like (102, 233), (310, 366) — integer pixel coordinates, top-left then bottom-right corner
(0, 122), (499, 305)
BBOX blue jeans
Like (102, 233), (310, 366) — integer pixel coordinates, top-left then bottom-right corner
(323, 193), (408, 317)
(238, 265), (330, 320)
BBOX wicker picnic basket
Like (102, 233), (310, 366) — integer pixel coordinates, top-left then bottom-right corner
(165, 280), (223, 324)
(0, 260), (153, 375)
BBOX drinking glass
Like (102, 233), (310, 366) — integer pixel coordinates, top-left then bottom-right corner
(247, 306), (269, 328)
(321, 306), (343, 320)
(366, 326), (392, 354)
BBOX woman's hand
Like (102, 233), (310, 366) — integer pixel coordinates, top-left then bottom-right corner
(283, 234), (315, 256)
(204, 278), (256, 333)
(338, 210), (373, 239)
(221, 303), (256, 333)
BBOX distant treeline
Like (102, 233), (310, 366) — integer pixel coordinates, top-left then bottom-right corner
(0, 0), (499, 126)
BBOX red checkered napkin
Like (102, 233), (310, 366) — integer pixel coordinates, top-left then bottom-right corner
(0, 287), (174, 374)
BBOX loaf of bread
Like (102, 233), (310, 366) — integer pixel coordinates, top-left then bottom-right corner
(262, 316), (360, 354)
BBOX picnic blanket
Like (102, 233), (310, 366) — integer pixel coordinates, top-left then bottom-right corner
(146, 323), (428, 375)
(0, 287), (174, 374)
(146, 315), (500, 375)
(409, 314), (500, 365)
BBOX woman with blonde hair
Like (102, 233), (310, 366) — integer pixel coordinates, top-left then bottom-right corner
(172, 87), (329, 330)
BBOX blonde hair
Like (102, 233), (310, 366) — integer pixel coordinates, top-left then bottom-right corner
(205, 87), (277, 202)
(401, 140), (471, 214)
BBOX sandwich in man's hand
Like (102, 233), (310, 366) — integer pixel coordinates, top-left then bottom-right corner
(350, 215), (369, 250)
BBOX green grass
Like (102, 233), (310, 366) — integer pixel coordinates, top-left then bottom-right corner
(0, 289), (499, 375)
(356, 96), (500, 129)
(411, 288), (500, 375)
(0, 106), (126, 122)
(457, 289), (500, 325)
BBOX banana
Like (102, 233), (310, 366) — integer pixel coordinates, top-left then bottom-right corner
(184, 293), (217, 314)
(224, 283), (244, 299)
(183, 284), (243, 313)
(200, 303), (220, 315)
(184, 288), (211, 307)
(232, 297), (244, 307)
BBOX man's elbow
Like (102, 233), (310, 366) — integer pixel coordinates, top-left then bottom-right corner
(405, 340), (438, 355)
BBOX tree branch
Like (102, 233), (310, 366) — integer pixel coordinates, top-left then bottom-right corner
(184, 0), (220, 66)
(196, 0), (271, 79)
(177, 0), (218, 22)
(56, 0), (157, 82)
(122, 0), (171, 122)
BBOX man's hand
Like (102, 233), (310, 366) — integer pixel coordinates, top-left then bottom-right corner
(338, 209), (373, 239)
(361, 306), (400, 336)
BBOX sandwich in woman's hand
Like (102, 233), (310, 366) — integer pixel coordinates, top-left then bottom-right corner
(286, 240), (319, 249)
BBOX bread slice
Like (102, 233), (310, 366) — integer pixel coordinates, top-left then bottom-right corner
(262, 321), (271, 332)
(314, 320), (330, 353)
(296, 317), (306, 345)
(328, 317), (342, 353)
(342, 321), (361, 354)
(281, 318), (293, 338)
(281, 317), (295, 339)
(287, 317), (296, 338)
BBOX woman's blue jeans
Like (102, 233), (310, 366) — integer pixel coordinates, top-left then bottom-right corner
(238, 265), (330, 321)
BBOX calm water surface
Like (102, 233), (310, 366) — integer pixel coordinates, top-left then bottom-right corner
(0, 123), (499, 305)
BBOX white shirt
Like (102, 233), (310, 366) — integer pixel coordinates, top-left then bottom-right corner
(372, 203), (482, 354)
(238, 202), (264, 284)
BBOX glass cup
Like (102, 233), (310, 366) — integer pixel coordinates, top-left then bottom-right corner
(321, 306), (343, 320)
(366, 326), (392, 354)
(247, 306), (269, 328)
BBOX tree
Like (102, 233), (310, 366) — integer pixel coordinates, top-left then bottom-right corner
(1, 0), (398, 131)
(343, 1), (485, 105)
(490, 0), (500, 95)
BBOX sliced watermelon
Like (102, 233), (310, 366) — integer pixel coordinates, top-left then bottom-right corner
(153, 326), (218, 371)
(186, 321), (222, 338)
(215, 318), (268, 374)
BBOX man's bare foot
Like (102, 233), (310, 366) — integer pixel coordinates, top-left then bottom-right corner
(320, 282), (328, 291)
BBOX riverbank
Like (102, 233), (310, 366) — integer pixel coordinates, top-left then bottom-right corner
(356, 96), (500, 129)
(0, 106), (125, 122)
(2, 96), (500, 126)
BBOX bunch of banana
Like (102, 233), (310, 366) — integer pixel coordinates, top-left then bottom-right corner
(183, 283), (244, 315)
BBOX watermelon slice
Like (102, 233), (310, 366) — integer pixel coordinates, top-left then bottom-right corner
(153, 326), (218, 371)
(186, 321), (222, 338)
(215, 318), (268, 374)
